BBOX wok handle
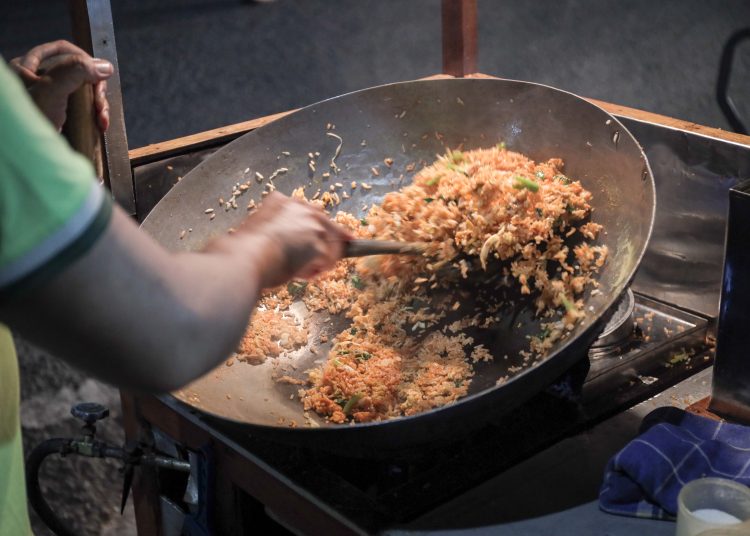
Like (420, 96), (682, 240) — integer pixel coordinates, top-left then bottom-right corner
(343, 239), (427, 258)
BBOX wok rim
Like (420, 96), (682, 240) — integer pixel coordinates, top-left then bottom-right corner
(146, 76), (656, 436)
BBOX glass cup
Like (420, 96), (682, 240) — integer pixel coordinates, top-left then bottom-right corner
(675, 478), (750, 536)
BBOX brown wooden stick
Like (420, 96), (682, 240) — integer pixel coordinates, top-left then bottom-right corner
(442, 0), (478, 77)
(467, 73), (750, 147)
(62, 83), (104, 179)
(343, 239), (427, 258)
(128, 109), (298, 165)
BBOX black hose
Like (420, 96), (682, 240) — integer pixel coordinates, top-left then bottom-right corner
(25, 438), (77, 536)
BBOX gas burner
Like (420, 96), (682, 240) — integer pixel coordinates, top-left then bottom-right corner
(589, 288), (636, 359)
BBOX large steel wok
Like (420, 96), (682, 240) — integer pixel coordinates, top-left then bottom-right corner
(141, 78), (655, 456)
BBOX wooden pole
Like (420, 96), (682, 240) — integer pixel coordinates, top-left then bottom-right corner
(441, 0), (478, 77)
(65, 0), (104, 179)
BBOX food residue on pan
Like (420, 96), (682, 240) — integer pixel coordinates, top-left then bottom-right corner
(235, 309), (308, 365)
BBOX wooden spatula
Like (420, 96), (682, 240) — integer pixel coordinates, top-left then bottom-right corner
(343, 239), (427, 258)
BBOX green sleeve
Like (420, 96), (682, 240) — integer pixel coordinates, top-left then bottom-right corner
(0, 58), (115, 535)
(0, 59), (112, 297)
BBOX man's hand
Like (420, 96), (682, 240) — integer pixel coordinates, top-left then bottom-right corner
(10, 40), (113, 132)
(224, 192), (352, 289)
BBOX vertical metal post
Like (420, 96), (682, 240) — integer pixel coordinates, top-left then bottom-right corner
(441, 0), (478, 77)
(69, 0), (136, 215)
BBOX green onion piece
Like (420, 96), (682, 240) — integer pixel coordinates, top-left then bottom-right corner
(560, 295), (576, 312)
(286, 281), (307, 297)
(351, 275), (364, 289)
(360, 218), (368, 226)
(350, 327), (358, 335)
(332, 359), (343, 367)
(513, 176), (539, 192)
(342, 393), (363, 415)
(497, 141), (507, 150)
(450, 149), (464, 164)
(355, 352), (372, 362)
(565, 203), (574, 214)
(669, 351), (690, 365)
(535, 170), (545, 179)
(424, 197), (434, 203)
(446, 162), (469, 176)
(555, 174), (572, 184)
(425, 175), (441, 186)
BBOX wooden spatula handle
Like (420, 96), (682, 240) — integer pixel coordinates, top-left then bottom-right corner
(62, 82), (104, 178)
(343, 239), (426, 258)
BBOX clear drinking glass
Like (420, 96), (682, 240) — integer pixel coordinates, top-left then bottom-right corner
(675, 478), (750, 536)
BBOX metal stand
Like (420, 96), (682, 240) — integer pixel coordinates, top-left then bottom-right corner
(26, 402), (190, 536)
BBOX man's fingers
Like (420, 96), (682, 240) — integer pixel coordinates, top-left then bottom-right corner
(45, 55), (113, 96)
(98, 103), (110, 132)
(288, 220), (339, 280)
(297, 264), (323, 281)
(9, 57), (40, 84)
(311, 228), (342, 271)
(94, 80), (110, 132)
(94, 80), (108, 110)
(311, 212), (351, 258)
(296, 256), (329, 281)
(18, 40), (89, 73)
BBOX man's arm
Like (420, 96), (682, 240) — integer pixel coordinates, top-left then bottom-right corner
(0, 193), (347, 393)
(0, 41), (349, 393)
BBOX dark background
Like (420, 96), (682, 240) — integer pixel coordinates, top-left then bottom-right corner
(3, 0), (749, 149)
(1, 1), (749, 534)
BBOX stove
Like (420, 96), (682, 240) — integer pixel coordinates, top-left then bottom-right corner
(121, 114), (750, 536)
(588, 288), (635, 359)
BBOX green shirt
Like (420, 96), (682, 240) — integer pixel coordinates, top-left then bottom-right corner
(0, 59), (112, 535)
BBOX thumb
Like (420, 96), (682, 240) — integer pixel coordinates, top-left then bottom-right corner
(44, 55), (113, 97)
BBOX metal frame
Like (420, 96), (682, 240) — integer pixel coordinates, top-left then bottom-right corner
(65, 2), (750, 534)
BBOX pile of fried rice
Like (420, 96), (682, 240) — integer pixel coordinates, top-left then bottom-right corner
(236, 145), (608, 424)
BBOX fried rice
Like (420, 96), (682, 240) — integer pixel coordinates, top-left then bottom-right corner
(236, 145), (608, 423)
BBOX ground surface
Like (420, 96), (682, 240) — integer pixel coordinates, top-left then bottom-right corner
(1, 1), (749, 535)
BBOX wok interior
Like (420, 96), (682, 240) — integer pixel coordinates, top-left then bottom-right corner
(143, 79), (654, 429)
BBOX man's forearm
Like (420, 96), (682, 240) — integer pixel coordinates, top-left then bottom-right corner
(1, 208), (267, 392)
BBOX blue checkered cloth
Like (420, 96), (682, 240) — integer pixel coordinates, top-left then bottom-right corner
(599, 406), (750, 520)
